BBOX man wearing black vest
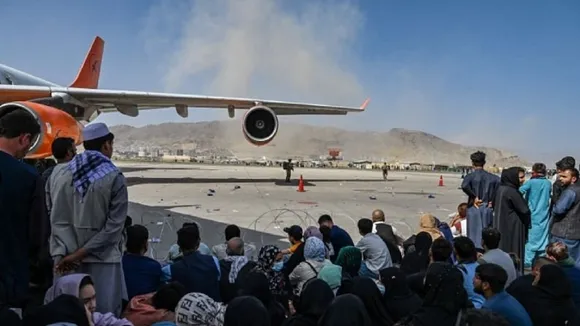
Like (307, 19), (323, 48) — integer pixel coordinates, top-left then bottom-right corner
(161, 224), (221, 301)
(551, 167), (580, 265)
(371, 209), (403, 265)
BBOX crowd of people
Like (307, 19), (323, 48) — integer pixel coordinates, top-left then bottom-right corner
(1, 111), (580, 325)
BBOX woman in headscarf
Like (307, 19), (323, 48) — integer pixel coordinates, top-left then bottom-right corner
(282, 279), (334, 326)
(289, 237), (329, 295)
(44, 273), (133, 326)
(351, 277), (394, 326)
(175, 292), (226, 326)
(397, 262), (470, 326)
(318, 294), (371, 326)
(334, 246), (362, 295)
(23, 294), (91, 326)
(418, 214), (442, 241)
(237, 272), (287, 326)
(379, 267), (422, 323)
(254, 245), (289, 305)
(400, 232), (432, 275)
(303, 226), (322, 241)
(493, 166), (531, 275)
(224, 296), (270, 326)
(507, 264), (577, 325)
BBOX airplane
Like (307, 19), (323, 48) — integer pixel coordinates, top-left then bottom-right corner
(0, 36), (369, 160)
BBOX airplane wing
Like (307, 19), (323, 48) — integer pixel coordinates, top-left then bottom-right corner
(0, 85), (368, 117)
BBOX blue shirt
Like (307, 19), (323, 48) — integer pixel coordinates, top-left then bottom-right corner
(330, 225), (354, 259)
(161, 255), (221, 282)
(483, 291), (532, 326)
(122, 253), (163, 299)
(553, 188), (576, 216)
(457, 261), (486, 308)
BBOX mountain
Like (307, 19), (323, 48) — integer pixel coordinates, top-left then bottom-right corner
(109, 121), (528, 166)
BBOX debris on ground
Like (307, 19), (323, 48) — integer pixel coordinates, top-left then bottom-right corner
(428, 194), (435, 199)
(369, 195), (377, 200)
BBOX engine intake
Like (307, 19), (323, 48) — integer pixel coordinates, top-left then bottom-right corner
(242, 105), (279, 146)
(0, 101), (83, 159)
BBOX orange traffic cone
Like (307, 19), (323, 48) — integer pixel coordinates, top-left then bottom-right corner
(297, 175), (305, 192)
(438, 175), (444, 187)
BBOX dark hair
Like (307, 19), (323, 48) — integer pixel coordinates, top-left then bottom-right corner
(318, 214), (333, 224)
(431, 238), (453, 262)
(460, 308), (510, 326)
(51, 137), (75, 160)
(475, 263), (507, 293)
(457, 202), (468, 210)
(532, 163), (546, 175)
(79, 275), (93, 290)
(152, 282), (187, 312)
(556, 156), (575, 170)
(470, 151), (486, 167)
(182, 222), (196, 228)
(481, 228), (501, 250)
(453, 236), (477, 261)
(225, 224), (241, 241)
(546, 242), (569, 261)
(0, 108), (41, 139)
(126, 224), (149, 254)
(320, 225), (332, 243)
(357, 218), (373, 234)
(563, 167), (580, 179)
(177, 224), (200, 251)
(83, 132), (114, 151)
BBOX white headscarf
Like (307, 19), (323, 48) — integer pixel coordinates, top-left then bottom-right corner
(175, 292), (225, 326)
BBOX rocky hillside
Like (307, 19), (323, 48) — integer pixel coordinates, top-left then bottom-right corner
(109, 120), (528, 166)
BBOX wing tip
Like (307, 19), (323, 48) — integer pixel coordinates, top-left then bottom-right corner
(359, 98), (370, 111)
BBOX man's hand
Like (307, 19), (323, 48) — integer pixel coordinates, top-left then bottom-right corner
(474, 197), (483, 208)
(55, 248), (87, 273)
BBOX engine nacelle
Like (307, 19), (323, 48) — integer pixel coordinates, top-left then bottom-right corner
(242, 105), (279, 146)
(0, 101), (83, 159)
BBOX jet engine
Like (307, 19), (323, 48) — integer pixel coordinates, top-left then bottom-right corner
(242, 105), (279, 146)
(0, 101), (83, 159)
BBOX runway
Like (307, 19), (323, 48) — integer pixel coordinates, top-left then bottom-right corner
(120, 162), (468, 260)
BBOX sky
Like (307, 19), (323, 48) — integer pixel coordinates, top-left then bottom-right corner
(0, 0), (579, 162)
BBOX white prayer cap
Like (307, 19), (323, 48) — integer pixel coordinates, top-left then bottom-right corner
(82, 122), (111, 141)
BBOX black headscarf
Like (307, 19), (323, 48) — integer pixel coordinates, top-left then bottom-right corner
(500, 167), (521, 188)
(238, 272), (286, 326)
(224, 296), (270, 326)
(400, 232), (432, 275)
(318, 294), (371, 326)
(401, 262), (469, 326)
(351, 277), (394, 326)
(22, 294), (90, 326)
(380, 267), (422, 322)
(507, 265), (577, 325)
(283, 279), (334, 326)
(535, 264), (573, 298)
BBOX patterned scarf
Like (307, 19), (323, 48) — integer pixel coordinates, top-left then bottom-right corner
(224, 255), (249, 283)
(304, 237), (326, 262)
(256, 245), (286, 295)
(176, 292), (225, 326)
(67, 150), (118, 199)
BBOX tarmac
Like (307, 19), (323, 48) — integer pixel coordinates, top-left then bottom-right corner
(119, 162), (468, 260)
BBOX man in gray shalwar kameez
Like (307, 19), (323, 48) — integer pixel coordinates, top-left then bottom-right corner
(46, 122), (128, 316)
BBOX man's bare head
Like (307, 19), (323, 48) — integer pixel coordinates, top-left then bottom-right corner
(372, 209), (385, 223)
(226, 237), (245, 256)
